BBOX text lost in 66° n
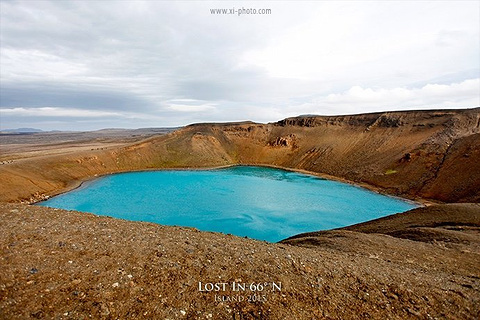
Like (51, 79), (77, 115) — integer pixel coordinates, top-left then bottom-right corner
(198, 281), (282, 292)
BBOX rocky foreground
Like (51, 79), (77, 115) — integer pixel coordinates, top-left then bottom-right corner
(1, 203), (479, 319)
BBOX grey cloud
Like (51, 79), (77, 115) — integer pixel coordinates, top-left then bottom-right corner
(1, 1), (273, 108)
(1, 1), (478, 130)
(0, 83), (153, 112)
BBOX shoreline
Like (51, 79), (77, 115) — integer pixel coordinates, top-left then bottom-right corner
(32, 163), (430, 208)
(34, 164), (422, 243)
(32, 164), (427, 244)
(251, 163), (430, 207)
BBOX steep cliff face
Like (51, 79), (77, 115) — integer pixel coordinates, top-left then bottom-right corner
(0, 108), (479, 203)
(177, 108), (480, 202)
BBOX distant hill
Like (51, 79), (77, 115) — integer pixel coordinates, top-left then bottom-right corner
(1, 128), (43, 134)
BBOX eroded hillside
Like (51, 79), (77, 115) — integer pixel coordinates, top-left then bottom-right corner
(0, 108), (479, 203)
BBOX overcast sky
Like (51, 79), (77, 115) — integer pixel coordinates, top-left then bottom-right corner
(1, 1), (479, 131)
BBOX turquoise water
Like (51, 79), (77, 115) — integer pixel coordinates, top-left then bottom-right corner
(38, 166), (417, 242)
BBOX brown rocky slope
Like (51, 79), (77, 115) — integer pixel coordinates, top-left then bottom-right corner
(0, 108), (479, 203)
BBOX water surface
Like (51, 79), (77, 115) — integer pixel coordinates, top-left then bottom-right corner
(38, 166), (417, 242)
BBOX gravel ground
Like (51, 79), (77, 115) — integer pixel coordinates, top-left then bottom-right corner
(1, 203), (479, 319)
